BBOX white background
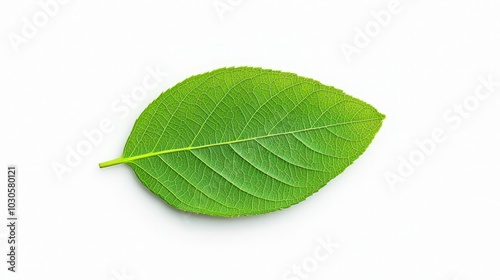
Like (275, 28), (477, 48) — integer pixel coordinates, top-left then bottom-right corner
(1, 0), (499, 279)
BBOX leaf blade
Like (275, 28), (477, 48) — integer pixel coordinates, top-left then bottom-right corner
(100, 67), (385, 216)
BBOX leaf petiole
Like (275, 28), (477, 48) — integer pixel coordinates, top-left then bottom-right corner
(99, 157), (125, 168)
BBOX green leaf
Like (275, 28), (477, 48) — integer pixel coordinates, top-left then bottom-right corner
(99, 67), (384, 217)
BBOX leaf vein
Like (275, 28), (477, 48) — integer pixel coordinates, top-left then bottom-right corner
(190, 150), (291, 202)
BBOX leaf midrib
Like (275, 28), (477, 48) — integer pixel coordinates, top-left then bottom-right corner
(99, 117), (383, 168)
